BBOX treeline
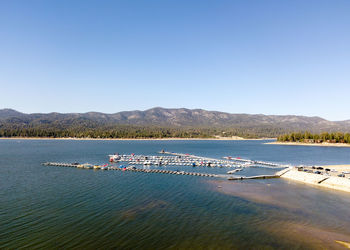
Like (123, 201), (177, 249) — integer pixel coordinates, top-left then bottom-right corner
(0, 124), (283, 139)
(277, 132), (350, 144)
(0, 126), (209, 138)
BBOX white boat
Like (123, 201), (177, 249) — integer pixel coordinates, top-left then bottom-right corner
(83, 164), (93, 169)
(241, 162), (254, 167)
(109, 154), (121, 162)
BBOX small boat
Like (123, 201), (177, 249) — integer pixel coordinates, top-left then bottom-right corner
(109, 154), (121, 162)
(241, 162), (254, 167)
(83, 164), (93, 169)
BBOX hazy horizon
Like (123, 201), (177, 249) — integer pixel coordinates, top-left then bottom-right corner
(1, 0), (349, 120)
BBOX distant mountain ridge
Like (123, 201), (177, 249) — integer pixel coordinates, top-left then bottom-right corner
(0, 107), (349, 137)
(0, 109), (25, 119)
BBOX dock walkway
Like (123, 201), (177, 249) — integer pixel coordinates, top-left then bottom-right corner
(228, 175), (279, 181)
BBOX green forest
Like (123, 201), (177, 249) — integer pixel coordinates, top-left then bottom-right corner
(277, 132), (350, 144)
(0, 124), (284, 139)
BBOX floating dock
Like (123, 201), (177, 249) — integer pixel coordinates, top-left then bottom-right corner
(42, 162), (219, 178)
(228, 174), (280, 181)
(158, 151), (289, 169)
(223, 156), (290, 168)
(114, 153), (239, 168)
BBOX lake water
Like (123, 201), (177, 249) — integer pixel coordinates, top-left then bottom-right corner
(1, 139), (350, 249)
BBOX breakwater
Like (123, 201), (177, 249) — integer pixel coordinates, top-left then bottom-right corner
(42, 162), (220, 177)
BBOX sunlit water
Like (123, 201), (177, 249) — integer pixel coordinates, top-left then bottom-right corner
(1, 139), (350, 249)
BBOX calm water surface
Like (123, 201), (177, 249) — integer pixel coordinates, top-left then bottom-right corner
(1, 139), (350, 249)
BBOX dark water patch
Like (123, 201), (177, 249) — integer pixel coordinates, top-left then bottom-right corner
(122, 200), (169, 221)
(210, 178), (350, 248)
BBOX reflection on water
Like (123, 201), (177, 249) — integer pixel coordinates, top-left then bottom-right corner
(1, 139), (350, 249)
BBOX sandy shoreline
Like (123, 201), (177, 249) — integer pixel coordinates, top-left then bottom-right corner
(0, 137), (273, 141)
(278, 168), (350, 193)
(266, 141), (350, 148)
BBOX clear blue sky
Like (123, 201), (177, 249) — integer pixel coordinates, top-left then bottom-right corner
(0, 0), (349, 120)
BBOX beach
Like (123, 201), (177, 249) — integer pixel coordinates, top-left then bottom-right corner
(0, 136), (271, 141)
(266, 141), (350, 148)
(277, 166), (350, 193)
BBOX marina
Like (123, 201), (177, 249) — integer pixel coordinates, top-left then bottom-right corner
(109, 152), (239, 168)
(42, 151), (350, 190)
(109, 151), (290, 169)
(43, 151), (290, 180)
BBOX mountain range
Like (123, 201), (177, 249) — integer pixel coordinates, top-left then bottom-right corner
(0, 107), (349, 138)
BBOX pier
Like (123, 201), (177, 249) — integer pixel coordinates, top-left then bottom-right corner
(223, 156), (290, 168)
(228, 174), (279, 181)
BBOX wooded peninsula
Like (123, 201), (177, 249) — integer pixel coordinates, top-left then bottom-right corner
(277, 132), (350, 144)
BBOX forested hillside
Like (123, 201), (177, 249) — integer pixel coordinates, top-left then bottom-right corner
(0, 108), (349, 139)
